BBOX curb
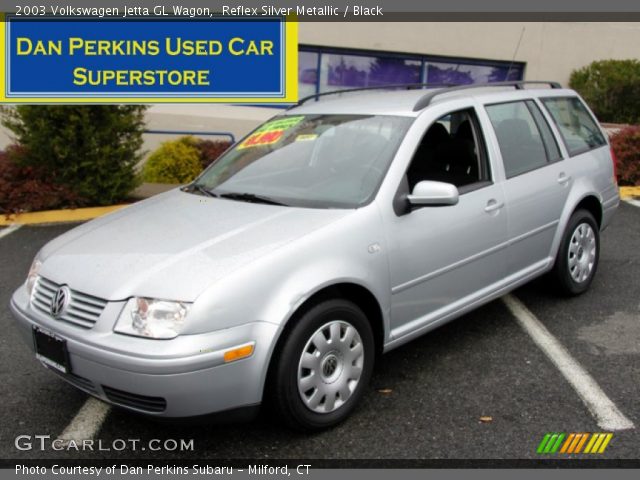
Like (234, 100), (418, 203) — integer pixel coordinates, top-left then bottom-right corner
(619, 186), (640, 199)
(0, 205), (128, 227)
(1, 186), (639, 227)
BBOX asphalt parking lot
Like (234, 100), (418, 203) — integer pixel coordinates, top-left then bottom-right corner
(1, 203), (638, 462)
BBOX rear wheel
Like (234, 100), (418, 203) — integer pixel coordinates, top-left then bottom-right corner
(550, 209), (600, 296)
(270, 299), (374, 431)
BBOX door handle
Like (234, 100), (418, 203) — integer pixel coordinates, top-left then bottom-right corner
(558, 173), (571, 185)
(484, 199), (504, 213)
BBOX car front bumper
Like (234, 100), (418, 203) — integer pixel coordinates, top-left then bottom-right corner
(10, 286), (279, 418)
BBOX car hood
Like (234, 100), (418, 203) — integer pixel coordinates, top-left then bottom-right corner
(40, 189), (351, 301)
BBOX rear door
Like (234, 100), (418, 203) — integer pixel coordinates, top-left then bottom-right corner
(484, 99), (569, 276)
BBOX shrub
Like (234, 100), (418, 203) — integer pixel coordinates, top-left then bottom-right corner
(610, 126), (640, 186)
(0, 146), (82, 215)
(569, 60), (640, 124)
(196, 139), (232, 170)
(142, 136), (202, 184)
(1, 105), (146, 206)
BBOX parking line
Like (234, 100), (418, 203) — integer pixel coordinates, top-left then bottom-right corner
(57, 398), (111, 444)
(502, 294), (635, 431)
(0, 224), (22, 239)
(624, 198), (640, 208)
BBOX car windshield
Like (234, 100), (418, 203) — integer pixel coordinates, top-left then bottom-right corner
(192, 114), (413, 208)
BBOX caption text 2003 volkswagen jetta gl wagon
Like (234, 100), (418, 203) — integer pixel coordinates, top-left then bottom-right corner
(10, 81), (619, 430)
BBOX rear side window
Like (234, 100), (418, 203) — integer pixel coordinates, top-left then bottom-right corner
(486, 100), (550, 178)
(541, 97), (607, 155)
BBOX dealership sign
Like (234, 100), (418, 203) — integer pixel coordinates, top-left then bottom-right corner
(0, 15), (298, 103)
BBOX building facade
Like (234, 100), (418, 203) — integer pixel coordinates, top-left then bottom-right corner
(1, 22), (639, 151)
(146, 22), (640, 142)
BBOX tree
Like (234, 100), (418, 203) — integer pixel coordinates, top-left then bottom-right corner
(1, 105), (146, 205)
(569, 60), (640, 124)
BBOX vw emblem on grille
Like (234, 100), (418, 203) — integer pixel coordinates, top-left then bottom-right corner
(50, 286), (71, 318)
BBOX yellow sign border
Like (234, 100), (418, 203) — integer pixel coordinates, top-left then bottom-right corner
(0, 14), (298, 104)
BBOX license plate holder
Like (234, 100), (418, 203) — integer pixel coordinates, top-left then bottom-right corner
(33, 327), (70, 374)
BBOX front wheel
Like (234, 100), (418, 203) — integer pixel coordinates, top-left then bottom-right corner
(270, 299), (374, 431)
(550, 209), (600, 296)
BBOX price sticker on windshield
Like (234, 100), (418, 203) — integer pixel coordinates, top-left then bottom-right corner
(295, 134), (318, 142)
(237, 116), (304, 149)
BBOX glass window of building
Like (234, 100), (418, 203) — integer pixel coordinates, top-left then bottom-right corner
(298, 51), (319, 98)
(319, 53), (422, 93)
(426, 61), (523, 85)
(296, 46), (525, 100)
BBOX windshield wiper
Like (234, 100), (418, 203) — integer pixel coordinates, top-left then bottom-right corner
(218, 192), (288, 206)
(184, 184), (218, 198)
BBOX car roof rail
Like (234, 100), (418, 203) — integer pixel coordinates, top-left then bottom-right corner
(412, 80), (562, 111)
(288, 82), (456, 110)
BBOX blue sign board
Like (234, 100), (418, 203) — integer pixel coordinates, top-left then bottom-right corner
(1, 16), (298, 103)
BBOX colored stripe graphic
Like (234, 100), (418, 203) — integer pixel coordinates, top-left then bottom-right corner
(597, 433), (614, 453)
(584, 433), (599, 453)
(550, 433), (565, 453)
(537, 433), (565, 454)
(560, 433), (575, 453)
(585, 433), (613, 453)
(538, 433), (613, 454)
(574, 433), (589, 453)
(568, 433), (588, 453)
(537, 434), (552, 454)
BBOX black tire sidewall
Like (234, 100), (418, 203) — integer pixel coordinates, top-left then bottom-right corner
(555, 209), (600, 295)
(272, 299), (374, 431)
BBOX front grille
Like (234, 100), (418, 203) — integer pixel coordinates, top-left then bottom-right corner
(32, 276), (107, 329)
(102, 385), (167, 413)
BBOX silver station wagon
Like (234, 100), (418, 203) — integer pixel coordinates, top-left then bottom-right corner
(10, 81), (619, 430)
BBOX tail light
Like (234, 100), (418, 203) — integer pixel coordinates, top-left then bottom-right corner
(610, 146), (618, 184)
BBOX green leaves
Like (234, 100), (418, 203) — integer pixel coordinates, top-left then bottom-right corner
(1, 105), (146, 206)
(141, 136), (232, 184)
(569, 60), (640, 125)
(142, 136), (202, 184)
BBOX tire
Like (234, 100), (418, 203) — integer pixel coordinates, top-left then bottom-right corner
(550, 209), (600, 296)
(270, 299), (375, 431)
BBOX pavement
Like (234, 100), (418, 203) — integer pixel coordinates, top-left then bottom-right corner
(0, 203), (638, 463)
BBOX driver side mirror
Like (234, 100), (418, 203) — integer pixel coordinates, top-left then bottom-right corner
(407, 180), (459, 207)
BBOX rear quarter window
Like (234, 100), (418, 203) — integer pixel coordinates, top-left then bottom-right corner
(541, 97), (607, 156)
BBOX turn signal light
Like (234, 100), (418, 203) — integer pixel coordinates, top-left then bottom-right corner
(223, 343), (255, 363)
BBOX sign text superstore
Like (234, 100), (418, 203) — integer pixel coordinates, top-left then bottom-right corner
(1, 16), (298, 103)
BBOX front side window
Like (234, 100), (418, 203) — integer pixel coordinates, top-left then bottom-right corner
(486, 100), (550, 178)
(193, 114), (413, 209)
(542, 97), (607, 155)
(406, 108), (490, 191)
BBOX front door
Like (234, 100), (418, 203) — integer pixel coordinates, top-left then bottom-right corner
(385, 106), (508, 340)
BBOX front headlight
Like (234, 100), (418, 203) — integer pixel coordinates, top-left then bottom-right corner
(26, 255), (43, 297)
(114, 298), (190, 339)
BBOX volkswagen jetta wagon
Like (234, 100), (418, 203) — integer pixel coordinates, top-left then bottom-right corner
(10, 82), (619, 430)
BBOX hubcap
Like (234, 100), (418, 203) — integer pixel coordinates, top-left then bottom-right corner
(297, 320), (364, 414)
(568, 222), (597, 283)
